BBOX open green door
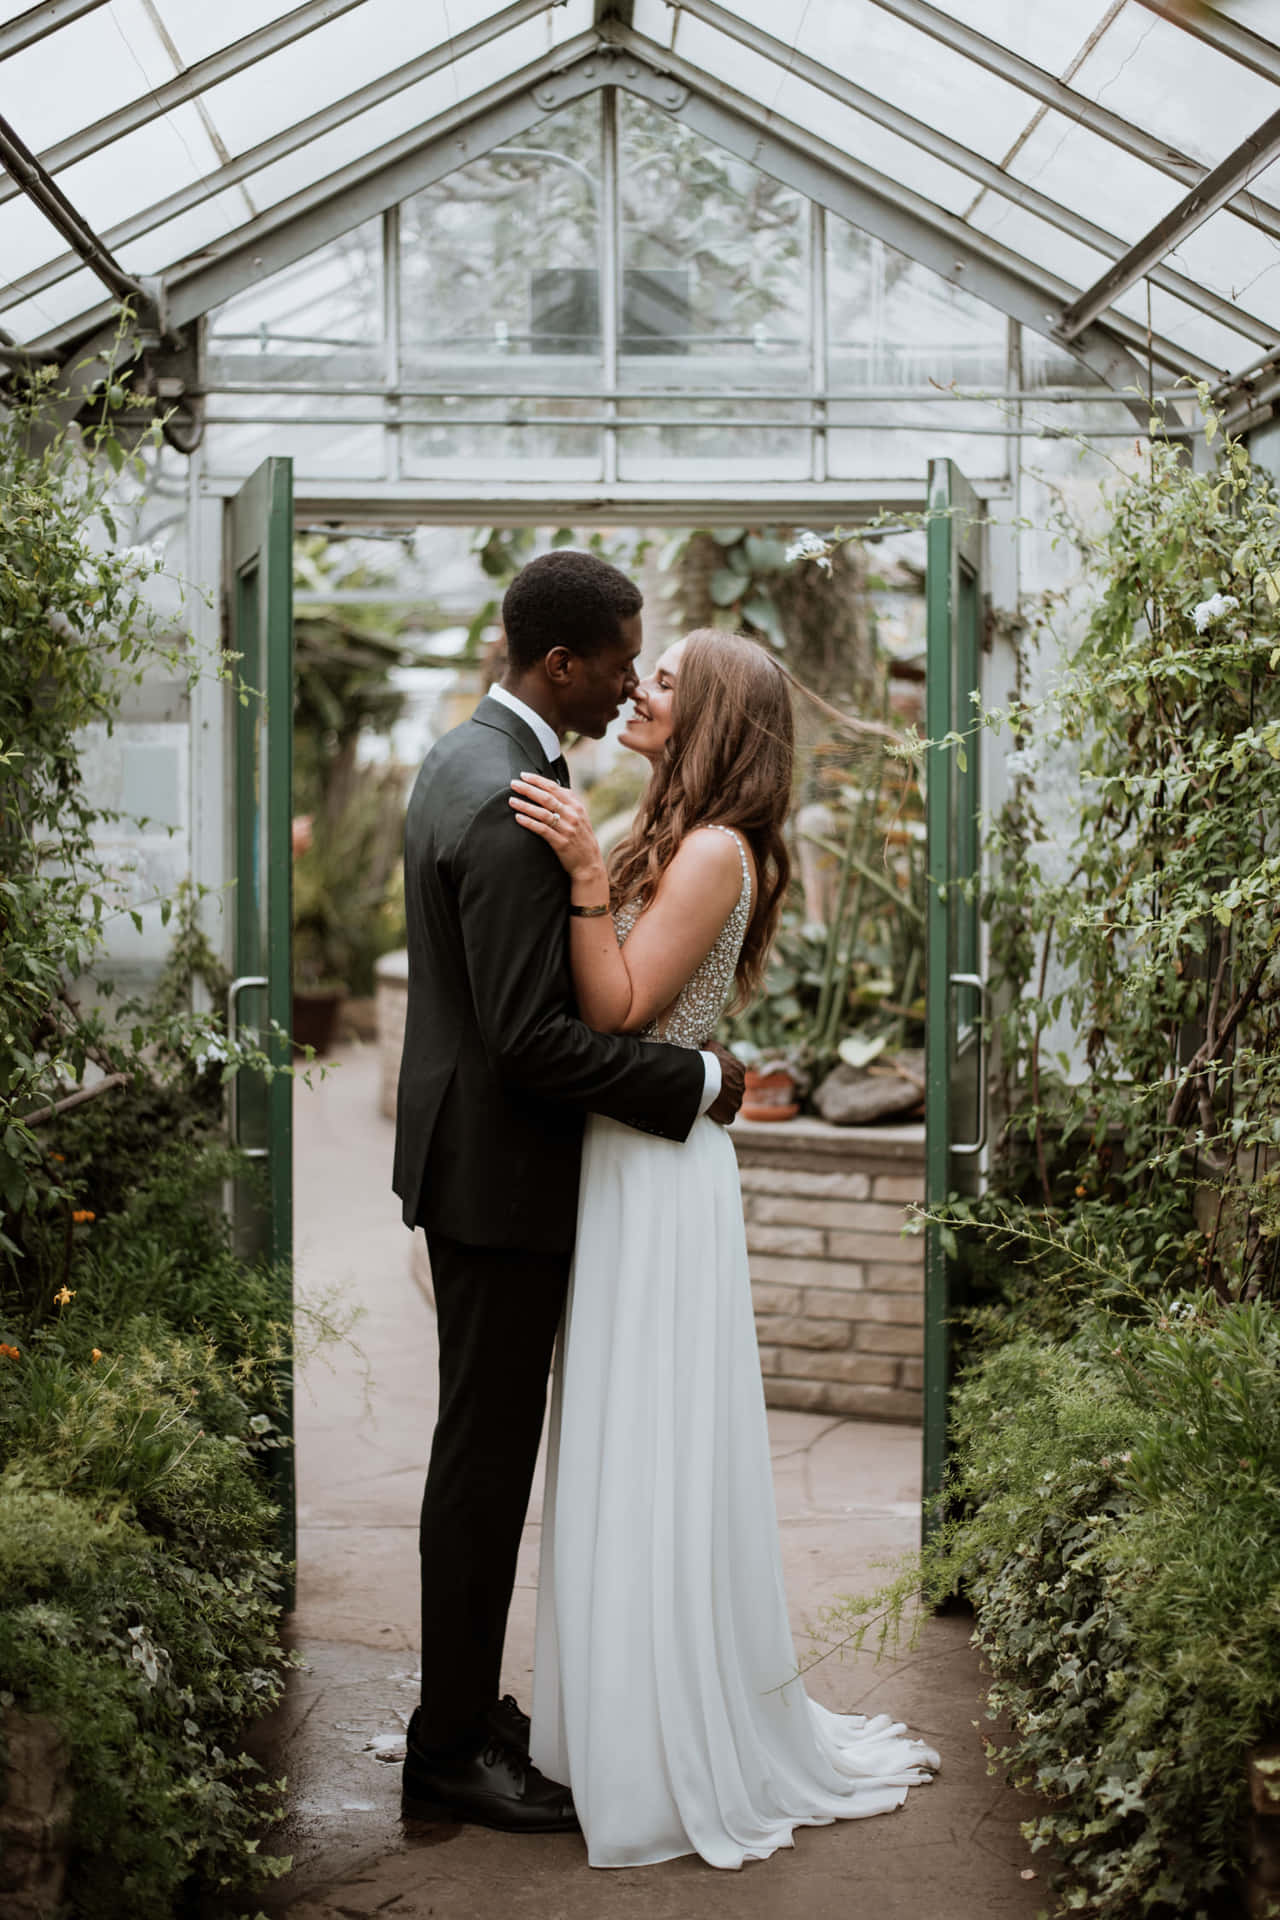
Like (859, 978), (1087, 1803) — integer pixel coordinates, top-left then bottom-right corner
(923, 458), (986, 1537)
(226, 457), (295, 1589)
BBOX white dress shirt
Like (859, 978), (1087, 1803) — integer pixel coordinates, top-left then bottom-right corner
(485, 682), (721, 1118)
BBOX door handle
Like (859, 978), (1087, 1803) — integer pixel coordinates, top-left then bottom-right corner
(949, 971), (990, 1158)
(227, 974), (269, 1159)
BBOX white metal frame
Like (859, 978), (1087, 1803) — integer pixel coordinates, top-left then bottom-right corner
(5, 0), (1277, 427)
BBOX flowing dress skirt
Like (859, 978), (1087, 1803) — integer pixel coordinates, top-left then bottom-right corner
(530, 1113), (938, 1870)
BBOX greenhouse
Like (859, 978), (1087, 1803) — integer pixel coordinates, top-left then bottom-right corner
(3, 0), (1280, 1914)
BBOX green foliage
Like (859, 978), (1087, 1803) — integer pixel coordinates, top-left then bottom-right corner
(898, 404), (1280, 1917)
(925, 1297), (1280, 1919)
(982, 397), (1280, 1296)
(0, 371), (302, 1915)
(0, 1146), (297, 1917)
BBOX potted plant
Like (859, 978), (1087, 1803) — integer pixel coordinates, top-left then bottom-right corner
(736, 1042), (806, 1122)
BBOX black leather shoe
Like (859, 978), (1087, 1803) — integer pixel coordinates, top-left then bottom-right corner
(402, 1710), (578, 1834)
(489, 1693), (531, 1755)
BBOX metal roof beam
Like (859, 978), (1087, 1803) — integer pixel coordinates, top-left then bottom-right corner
(672, 0), (1274, 349)
(1132, 0), (1280, 87)
(597, 29), (1214, 401)
(4, 0), (562, 310)
(863, 0), (1280, 246)
(1058, 106), (1280, 342)
(0, 0), (110, 61)
(29, 31), (604, 355)
(0, 0), (373, 210)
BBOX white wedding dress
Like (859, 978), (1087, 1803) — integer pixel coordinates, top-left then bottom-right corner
(530, 827), (938, 1869)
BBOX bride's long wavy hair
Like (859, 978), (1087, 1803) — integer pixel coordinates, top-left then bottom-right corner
(608, 629), (794, 1007)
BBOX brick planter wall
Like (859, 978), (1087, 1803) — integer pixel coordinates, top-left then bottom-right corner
(732, 1115), (925, 1423)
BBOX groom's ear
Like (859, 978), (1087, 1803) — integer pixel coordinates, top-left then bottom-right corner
(543, 645), (578, 686)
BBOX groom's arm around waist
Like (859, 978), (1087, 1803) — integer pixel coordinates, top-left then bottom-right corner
(454, 789), (704, 1142)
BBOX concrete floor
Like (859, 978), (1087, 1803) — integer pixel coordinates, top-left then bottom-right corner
(258, 1042), (1044, 1918)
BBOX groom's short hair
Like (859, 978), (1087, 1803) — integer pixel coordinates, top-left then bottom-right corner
(502, 550), (643, 670)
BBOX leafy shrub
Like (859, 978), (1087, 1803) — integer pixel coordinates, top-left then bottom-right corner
(931, 1296), (1280, 1919)
(0, 368), (298, 1916)
(911, 403), (1280, 1916)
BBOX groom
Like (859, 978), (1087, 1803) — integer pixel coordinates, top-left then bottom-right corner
(392, 549), (745, 1832)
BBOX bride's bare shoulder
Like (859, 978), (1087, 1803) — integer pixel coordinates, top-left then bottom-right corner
(660, 826), (750, 896)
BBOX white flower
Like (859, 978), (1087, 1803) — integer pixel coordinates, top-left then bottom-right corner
(119, 540), (166, 578)
(193, 1036), (228, 1073)
(785, 530), (833, 572)
(1192, 592), (1238, 634)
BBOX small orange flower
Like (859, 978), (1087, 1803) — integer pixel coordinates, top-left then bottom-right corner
(49, 1151), (65, 1163)
(71, 1209), (95, 1224)
(0, 1343), (20, 1360)
(53, 1285), (75, 1307)
(91, 1348), (104, 1363)
(1075, 1184), (1088, 1198)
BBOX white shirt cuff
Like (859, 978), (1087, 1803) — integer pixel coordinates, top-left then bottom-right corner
(697, 1049), (722, 1117)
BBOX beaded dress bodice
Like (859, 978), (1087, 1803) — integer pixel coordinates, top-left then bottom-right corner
(612, 826), (752, 1050)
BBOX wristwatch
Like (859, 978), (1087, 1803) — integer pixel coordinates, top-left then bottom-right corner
(569, 901), (611, 917)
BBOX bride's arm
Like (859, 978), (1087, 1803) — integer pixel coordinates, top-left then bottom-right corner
(509, 772), (745, 1034)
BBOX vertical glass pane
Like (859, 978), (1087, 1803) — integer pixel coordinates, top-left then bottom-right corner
(398, 96), (603, 473)
(399, 96), (602, 387)
(617, 90), (810, 474)
(205, 218), (384, 384)
(827, 215), (1008, 389)
(827, 217), (1010, 481)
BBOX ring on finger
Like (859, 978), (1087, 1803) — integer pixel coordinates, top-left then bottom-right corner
(550, 809), (561, 825)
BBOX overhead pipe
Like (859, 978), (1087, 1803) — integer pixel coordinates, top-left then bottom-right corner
(0, 110), (160, 328)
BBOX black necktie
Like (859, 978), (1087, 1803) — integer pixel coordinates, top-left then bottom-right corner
(549, 755), (571, 788)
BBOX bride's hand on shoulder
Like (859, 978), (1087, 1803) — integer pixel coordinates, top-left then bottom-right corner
(509, 770), (606, 888)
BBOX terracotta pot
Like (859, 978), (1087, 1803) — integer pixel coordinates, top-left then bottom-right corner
(292, 988), (344, 1055)
(741, 1066), (799, 1123)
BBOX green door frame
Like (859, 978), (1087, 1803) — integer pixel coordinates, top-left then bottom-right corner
(226, 457), (296, 1589)
(923, 457), (986, 1537)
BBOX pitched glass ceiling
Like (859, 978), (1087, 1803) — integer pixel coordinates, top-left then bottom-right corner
(2, 0), (1278, 386)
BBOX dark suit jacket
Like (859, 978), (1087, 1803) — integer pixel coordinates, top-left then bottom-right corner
(392, 695), (706, 1252)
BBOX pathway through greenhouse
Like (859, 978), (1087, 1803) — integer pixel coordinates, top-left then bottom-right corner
(250, 1039), (1044, 1918)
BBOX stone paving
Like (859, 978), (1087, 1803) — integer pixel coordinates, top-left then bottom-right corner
(255, 1042), (1044, 1918)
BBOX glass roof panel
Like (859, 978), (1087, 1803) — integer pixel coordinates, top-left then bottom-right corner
(1069, 5), (1279, 170)
(149, 0), (304, 67)
(0, 0), (1273, 382)
(1, 264), (105, 344)
(3, 0), (176, 148)
(1166, 209), (1280, 336)
(962, 197), (1114, 305)
(631, 0), (674, 48)
(1003, 113), (1182, 247)
(0, 191), (77, 283)
(53, 102), (224, 234)
(665, 16), (977, 214)
(549, 0), (593, 44)
(1110, 281), (1259, 381)
(940, 0), (1116, 74)
(226, 17), (555, 219)
(129, 187), (264, 279)
(715, 0), (1041, 165)
(195, 0), (500, 160)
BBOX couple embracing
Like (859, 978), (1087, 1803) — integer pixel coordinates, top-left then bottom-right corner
(392, 549), (937, 1870)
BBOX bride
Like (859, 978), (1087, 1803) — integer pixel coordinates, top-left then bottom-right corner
(507, 627), (938, 1871)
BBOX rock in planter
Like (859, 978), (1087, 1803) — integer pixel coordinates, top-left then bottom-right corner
(0, 1709), (72, 1919)
(813, 1057), (923, 1126)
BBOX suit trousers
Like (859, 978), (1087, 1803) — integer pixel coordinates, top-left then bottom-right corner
(417, 1231), (570, 1757)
